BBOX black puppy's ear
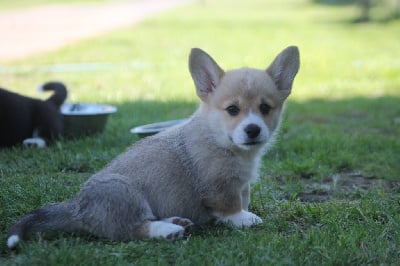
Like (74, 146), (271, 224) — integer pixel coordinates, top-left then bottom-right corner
(266, 46), (300, 98)
(189, 48), (225, 102)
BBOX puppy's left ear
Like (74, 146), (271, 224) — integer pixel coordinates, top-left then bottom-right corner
(267, 46), (300, 98)
(189, 48), (225, 102)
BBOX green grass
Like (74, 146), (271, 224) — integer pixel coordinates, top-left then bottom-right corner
(1, 0), (400, 265)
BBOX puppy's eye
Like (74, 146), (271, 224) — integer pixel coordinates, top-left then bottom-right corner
(226, 105), (240, 116)
(259, 103), (271, 115)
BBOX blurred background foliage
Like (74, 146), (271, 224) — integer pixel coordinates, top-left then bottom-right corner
(312, 0), (400, 22)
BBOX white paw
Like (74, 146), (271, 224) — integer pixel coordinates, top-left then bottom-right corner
(148, 221), (185, 240)
(220, 210), (263, 227)
(7, 235), (20, 249)
(23, 138), (46, 148)
(162, 216), (194, 230)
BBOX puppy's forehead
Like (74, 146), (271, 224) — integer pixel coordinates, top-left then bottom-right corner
(214, 68), (277, 103)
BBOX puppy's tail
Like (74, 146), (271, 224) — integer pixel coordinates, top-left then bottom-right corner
(39, 81), (68, 107)
(7, 201), (79, 249)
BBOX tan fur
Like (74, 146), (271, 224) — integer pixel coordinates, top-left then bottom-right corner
(7, 46), (300, 248)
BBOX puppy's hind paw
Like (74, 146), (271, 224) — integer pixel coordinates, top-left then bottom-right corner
(163, 216), (194, 233)
(148, 221), (185, 240)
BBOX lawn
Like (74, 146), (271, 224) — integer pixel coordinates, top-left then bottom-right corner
(1, 0), (399, 265)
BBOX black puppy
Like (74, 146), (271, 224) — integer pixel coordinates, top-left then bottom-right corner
(0, 82), (67, 148)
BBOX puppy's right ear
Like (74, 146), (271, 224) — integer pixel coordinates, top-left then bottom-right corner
(189, 48), (225, 101)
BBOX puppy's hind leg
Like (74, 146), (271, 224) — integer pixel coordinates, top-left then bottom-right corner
(78, 174), (193, 241)
(77, 174), (159, 241)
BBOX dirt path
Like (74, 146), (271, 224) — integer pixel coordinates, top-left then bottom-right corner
(0, 0), (191, 62)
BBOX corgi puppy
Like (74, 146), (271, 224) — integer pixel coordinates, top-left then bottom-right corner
(7, 46), (299, 248)
(0, 82), (67, 148)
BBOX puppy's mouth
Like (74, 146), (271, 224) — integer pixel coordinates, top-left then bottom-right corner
(243, 141), (262, 146)
(229, 136), (263, 147)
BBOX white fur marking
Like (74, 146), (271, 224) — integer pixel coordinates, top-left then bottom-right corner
(231, 112), (269, 148)
(240, 69), (252, 91)
(220, 210), (263, 227)
(148, 221), (185, 239)
(23, 138), (46, 148)
(36, 84), (45, 93)
(7, 235), (20, 249)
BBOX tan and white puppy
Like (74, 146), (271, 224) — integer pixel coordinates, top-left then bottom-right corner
(7, 46), (300, 248)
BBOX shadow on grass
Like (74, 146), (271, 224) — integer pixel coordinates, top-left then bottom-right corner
(3, 95), (392, 180)
(0, 96), (399, 260)
(0, 95), (398, 179)
(311, 0), (400, 24)
(311, 0), (358, 6)
(104, 96), (399, 184)
(261, 95), (400, 202)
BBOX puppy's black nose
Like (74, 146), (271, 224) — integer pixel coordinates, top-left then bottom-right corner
(244, 124), (261, 139)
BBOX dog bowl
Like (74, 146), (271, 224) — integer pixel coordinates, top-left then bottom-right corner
(130, 119), (188, 138)
(61, 103), (117, 138)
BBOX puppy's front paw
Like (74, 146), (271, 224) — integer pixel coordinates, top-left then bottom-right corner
(220, 210), (263, 227)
